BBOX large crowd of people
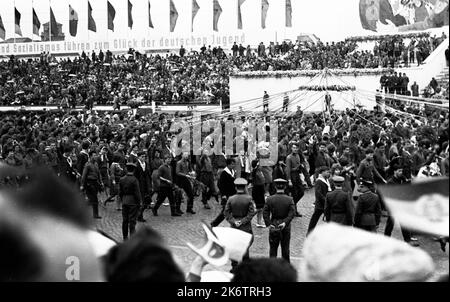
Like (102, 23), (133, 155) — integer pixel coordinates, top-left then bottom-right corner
(0, 102), (448, 282)
(0, 100), (448, 221)
(0, 31), (448, 283)
(1, 32), (446, 108)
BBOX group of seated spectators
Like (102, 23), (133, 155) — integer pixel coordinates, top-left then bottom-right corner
(0, 48), (229, 108)
(1, 32), (446, 108)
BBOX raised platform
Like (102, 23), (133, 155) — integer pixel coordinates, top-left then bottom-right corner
(230, 38), (449, 113)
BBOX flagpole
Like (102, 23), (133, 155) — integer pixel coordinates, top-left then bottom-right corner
(49, 0), (52, 44)
(106, 0), (108, 50)
(191, 0), (194, 34)
(87, 0), (89, 53)
(13, 0), (16, 44)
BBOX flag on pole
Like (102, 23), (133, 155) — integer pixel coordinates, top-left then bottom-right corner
(286, 0), (292, 27)
(148, 1), (153, 28)
(213, 0), (222, 32)
(192, 0), (200, 32)
(128, 0), (133, 29)
(50, 7), (58, 37)
(169, 0), (178, 32)
(238, 0), (245, 30)
(261, 0), (269, 29)
(15, 7), (22, 36)
(0, 15), (5, 40)
(33, 9), (41, 36)
(107, 1), (115, 31)
(69, 5), (78, 37)
(88, 1), (96, 32)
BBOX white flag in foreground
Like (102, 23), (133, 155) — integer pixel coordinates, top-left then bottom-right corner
(379, 178), (449, 237)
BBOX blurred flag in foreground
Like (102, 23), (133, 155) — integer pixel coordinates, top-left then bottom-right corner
(379, 178), (449, 237)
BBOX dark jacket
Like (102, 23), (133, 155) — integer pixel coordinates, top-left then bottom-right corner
(119, 173), (142, 206)
(325, 189), (353, 225)
(356, 158), (383, 183)
(218, 169), (236, 199)
(77, 151), (89, 175)
(263, 193), (295, 228)
(354, 189), (382, 227)
(314, 178), (330, 210)
(134, 160), (152, 196)
(59, 155), (79, 183)
(224, 193), (256, 234)
(81, 162), (102, 187)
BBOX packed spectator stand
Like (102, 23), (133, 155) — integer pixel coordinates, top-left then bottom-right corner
(1, 32), (447, 108)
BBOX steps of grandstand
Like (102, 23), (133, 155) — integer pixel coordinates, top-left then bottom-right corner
(436, 66), (449, 85)
(420, 65), (449, 97)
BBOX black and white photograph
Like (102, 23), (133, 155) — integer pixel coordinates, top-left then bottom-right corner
(0, 0), (448, 287)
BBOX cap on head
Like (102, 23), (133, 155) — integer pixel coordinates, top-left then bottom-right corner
(274, 178), (288, 184)
(234, 178), (248, 186)
(332, 176), (345, 185)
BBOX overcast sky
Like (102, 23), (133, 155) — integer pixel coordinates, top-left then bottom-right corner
(0, 0), (374, 44)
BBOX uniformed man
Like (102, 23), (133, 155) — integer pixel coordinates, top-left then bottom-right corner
(80, 150), (104, 219)
(119, 163), (142, 240)
(324, 176), (353, 226)
(224, 178), (256, 272)
(263, 179), (295, 262)
(354, 180), (382, 232)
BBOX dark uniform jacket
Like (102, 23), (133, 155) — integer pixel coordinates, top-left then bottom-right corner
(356, 158), (383, 183)
(224, 193), (256, 234)
(119, 173), (142, 206)
(354, 189), (382, 227)
(81, 162), (102, 187)
(263, 193), (295, 228)
(325, 189), (353, 225)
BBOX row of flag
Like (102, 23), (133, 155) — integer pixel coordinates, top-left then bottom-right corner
(0, 0), (293, 40)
